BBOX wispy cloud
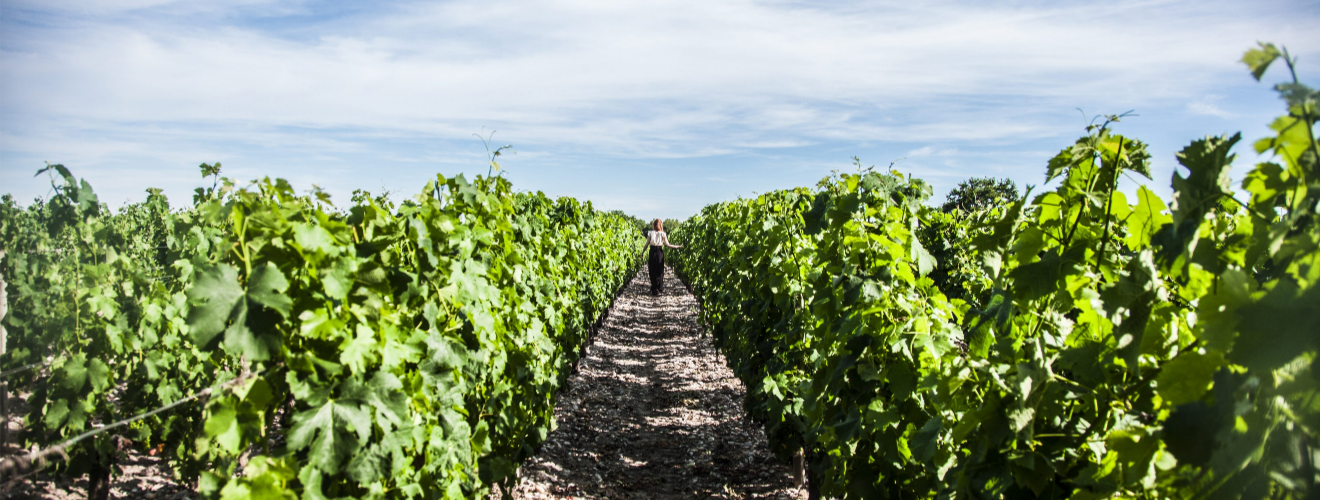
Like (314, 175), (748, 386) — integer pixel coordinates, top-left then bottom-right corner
(1187, 96), (1234, 118)
(2, 0), (1318, 217)
(907, 146), (960, 158)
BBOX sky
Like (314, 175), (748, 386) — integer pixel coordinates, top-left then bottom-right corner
(2, 0), (1318, 220)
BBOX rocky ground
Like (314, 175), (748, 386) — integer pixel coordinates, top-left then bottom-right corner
(497, 267), (805, 500)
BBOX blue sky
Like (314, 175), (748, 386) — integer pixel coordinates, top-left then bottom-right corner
(2, 0), (1318, 219)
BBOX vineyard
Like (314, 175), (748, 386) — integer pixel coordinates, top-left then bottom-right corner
(669, 44), (1318, 498)
(0, 161), (643, 498)
(0, 43), (1317, 499)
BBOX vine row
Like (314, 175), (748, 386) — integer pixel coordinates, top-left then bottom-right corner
(1, 164), (643, 498)
(670, 43), (1318, 499)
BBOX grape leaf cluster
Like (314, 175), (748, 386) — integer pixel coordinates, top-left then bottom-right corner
(2, 166), (642, 499)
(670, 43), (1318, 499)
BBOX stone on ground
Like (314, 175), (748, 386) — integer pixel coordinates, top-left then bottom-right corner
(502, 266), (804, 500)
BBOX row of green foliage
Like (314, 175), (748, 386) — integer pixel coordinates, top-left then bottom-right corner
(0, 165), (643, 498)
(669, 43), (1319, 499)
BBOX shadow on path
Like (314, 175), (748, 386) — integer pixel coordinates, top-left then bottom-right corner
(505, 266), (804, 500)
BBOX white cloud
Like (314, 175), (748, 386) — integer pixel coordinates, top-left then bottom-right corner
(2, 0), (1317, 216)
(6, 1), (1311, 135)
(1187, 97), (1234, 118)
(907, 146), (960, 157)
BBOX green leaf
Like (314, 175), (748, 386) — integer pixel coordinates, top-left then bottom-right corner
(44, 399), (70, 429)
(294, 223), (340, 257)
(1008, 407), (1034, 433)
(35, 163), (75, 186)
(1241, 162), (1286, 211)
(1242, 42), (1281, 81)
(911, 237), (936, 278)
(342, 371), (408, 433)
(804, 192), (830, 235)
(76, 178), (100, 215)
(219, 456), (298, 500)
(60, 354), (89, 392)
(1104, 134), (1152, 180)
(298, 466), (329, 500)
(911, 417), (943, 463)
(205, 398), (243, 455)
(233, 376), (275, 408)
(970, 191), (1030, 272)
(1096, 249), (1159, 374)
(963, 288), (1013, 358)
(339, 325), (380, 375)
(1156, 350), (1224, 405)
(1228, 279), (1320, 372)
(187, 264), (245, 349)
(1046, 143), (1081, 182)
(1170, 134), (1239, 226)
(222, 299), (279, 362)
(381, 332), (424, 370)
(86, 358), (111, 394)
(887, 362), (917, 401)
(1105, 427), (1160, 488)
(288, 399), (372, 474)
(1197, 268), (1253, 352)
(1008, 244), (1085, 302)
(321, 258), (355, 301)
(198, 471), (226, 498)
(199, 162), (223, 179)
(949, 409), (981, 445)
(472, 419), (491, 456)
(247, 262), (292, 317)
(299, 308), (348, 342)
(865, 400), (901, 430)
(1275, 82), (1320, 111)
(1126, 186), (1171, 250)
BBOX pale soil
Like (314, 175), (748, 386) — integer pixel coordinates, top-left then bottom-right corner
(498, 267), (805, 500)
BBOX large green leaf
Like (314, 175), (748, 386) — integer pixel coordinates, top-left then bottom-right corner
(1228, 279), (1320, 372)
(288, 399), (373, 475)
(186, 264), (245, 348)
(1242, 42), (1281, 81)
(1170, 134), (1239, 226)
(1156, 351), (1224, 405)
(247, 262), (292, 317)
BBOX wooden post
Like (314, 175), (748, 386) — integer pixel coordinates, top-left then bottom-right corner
(804, 446), (821, 500)
(793, 447), (805, 488)
(1, 252), (9, 455)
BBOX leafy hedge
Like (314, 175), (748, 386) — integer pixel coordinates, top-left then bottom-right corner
(1, 167), (642, 499)
(670, 43), (1319, 499)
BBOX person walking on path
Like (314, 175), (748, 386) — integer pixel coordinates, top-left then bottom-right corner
(643, 219), (682, 296)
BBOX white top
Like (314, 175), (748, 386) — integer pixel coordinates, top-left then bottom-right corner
(646, 230), (671, 247)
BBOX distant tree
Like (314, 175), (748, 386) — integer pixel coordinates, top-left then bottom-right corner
(634, 217), (684, 236)
(941, 177), (1019, 213)
(662, 218), (683, 234)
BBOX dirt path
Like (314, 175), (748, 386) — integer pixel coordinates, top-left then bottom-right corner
(504, 266), (805, 500)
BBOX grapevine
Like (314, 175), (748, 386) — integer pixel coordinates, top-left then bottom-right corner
(1, 163), (643, 499)
(670, 43), (1319, 499)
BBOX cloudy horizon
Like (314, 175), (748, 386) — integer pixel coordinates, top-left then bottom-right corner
(2, 0), (1317, 219)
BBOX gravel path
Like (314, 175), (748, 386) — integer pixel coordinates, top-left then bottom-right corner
(502, 266), (805, 500)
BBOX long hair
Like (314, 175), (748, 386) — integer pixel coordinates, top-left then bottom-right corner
(653, 218), (663, 231)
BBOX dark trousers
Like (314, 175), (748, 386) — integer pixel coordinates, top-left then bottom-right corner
(648, 246), (665, 295)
